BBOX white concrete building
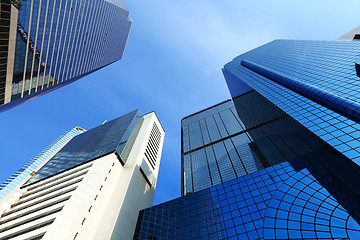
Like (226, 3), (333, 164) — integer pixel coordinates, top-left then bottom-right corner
(0, 111), (164, 240)
(336, 25), (360, 41)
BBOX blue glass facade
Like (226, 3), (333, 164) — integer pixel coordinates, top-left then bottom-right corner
(1, 0), (132, 112)
(223, 40), (360, 166)
(135, 120), (360, 239)
(135, 39), (360, 239)
(182, 100), (248, 195)
(135, 159), (360, 239)
(24, 109), (141, 186)
(181, 90), (339, 196)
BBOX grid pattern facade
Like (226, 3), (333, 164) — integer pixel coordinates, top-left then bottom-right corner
(137, 39), (360, 239)
(263, 168), (360, 239)
(135, 162), (296, 240)
(0, 127), (84, 200)
(134, 158), (360, 240)
(223, 40), (360, 167)
(2, 0), (131, 111)
(136, 90), (360, 239)
(24, 109), (141, 186)
(181, 90), (339, 196)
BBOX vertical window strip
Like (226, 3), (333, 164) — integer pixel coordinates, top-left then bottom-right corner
(182, 125), (190, 154)
(87, 1), (111, 71)
(183, 154), (192, 194)
(43, 0), (63, 88)
(191, 149), (211, 192)
(102, 4), (118, 65)
(72, 0), (97, 77)
(205, 116), (221, 142)
(212, 142), (237, 182)
(199, 123), (213, 187)
(231, 134), (256, 173)
(218, 111), (233, 137)
(79, 0), (104, 73)
(28, 0), (43, 94)
(220, 109), (243, 135)
(229, 138), (249, 176)
(56, 0), (75, 84)
(20, 0), (35, 98)
(218, 111), (246, 177)
(189, 151), (194, 194)
(91, 3), (111, 70)
(65, 0), (87, 80)
(205, 146), (222, 185)
(204, 118), (223, 184)
(50, 0), (70, 85)
(34, 0), (50, 92)
(212, 114), (225, 140)
(77, 0), (105, 75)
(101, 6), (116, 65)
(188, 122), (203, 150)
(61, 0), (82, 83)
(94, 2), (116, 69)
(98, 4), (116, 68)
(214, 114), (228, 138)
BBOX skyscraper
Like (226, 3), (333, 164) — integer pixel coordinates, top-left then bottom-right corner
(0, 0), (132, 112)
(0, 110), (164, 240)
(133, 39), (360, 239)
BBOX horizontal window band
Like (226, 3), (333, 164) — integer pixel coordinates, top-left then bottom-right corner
(241, 59), (360, 124)
(183, 114), (287, 155)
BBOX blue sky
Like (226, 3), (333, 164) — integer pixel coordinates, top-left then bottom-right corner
(0, 1), (359, 206)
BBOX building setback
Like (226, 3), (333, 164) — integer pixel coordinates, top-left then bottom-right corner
(0, 110), (165, 240)
(0, 0), (132, 112)
(133, 39), (360, 239)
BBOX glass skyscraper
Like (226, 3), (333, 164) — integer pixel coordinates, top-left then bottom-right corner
(182, 100), (249, 195)
(0, 110), (165, 240)
(0, 0), (132, 112)
(133, 39), (360, 239)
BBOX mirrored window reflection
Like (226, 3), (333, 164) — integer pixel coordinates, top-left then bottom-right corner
(182, 91), (339, 195)
(24, 110), (139, 185)
(224, 40), (360, 166)
(135, 158), (360, 240)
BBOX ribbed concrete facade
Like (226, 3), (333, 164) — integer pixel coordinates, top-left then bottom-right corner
(0, 111), (164, 240)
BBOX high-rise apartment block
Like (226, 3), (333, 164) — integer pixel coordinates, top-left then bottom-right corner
(0, 0), (132, 112)
(134, 39), (360, 239)
(0, 110), (164, 240)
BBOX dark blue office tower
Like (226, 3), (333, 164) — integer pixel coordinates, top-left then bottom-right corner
(133, 40), (360, 239)
(1, 0), (132, 112)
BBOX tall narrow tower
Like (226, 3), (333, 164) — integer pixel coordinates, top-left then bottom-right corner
(0, 110), (165, 240)
(0, 0), (132, 112)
